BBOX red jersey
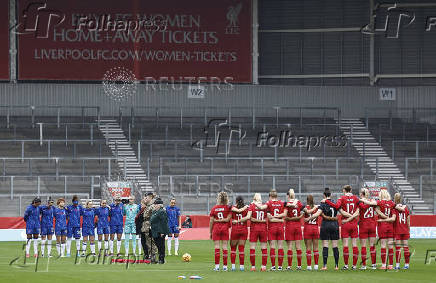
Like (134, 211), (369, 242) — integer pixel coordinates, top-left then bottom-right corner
(210, 205), (231, 229)
(285, 200), (304, 226)
(249, 203), (267, 231)
(266, 199), (285, 227)
(394, 207), (410, 235)
(231, 205), (248, 228)
(358, 202), (376, 226)
(304, 205), (319, 226)
(377, 199), (395, 227)
(327, 194), (359, 224)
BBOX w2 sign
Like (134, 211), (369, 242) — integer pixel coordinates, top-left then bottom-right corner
(188, 85), (205, 99)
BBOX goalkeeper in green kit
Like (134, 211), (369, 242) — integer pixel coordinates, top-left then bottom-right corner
(123, 195), (140, 256)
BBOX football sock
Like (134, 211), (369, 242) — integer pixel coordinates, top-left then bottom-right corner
(56, 243), (61, 255)
(33, 238), (39, 255)
(25, 239), (31, 254)
(361, 247), (367, 266)
(41, 239), (46, 256)
(167, 236), (172, 254)
(214, 248), (220, 265)
(117, 240), (122, 254)
(97, 241), (102, 251)
(132, 235), (137, 254)
(278, 249), (284, 267)
(82, 242), (87, 253)
(313, 250), (319, 265)
(66, 238), (72, 254)
(287, 249), (293, 267)
(230, 246), (237, 265)
(395, 246), (401, 264)
(370, 246), (376, 264)
(261, 248), (268, 267)
(388, 248), (394, 266)
(61, 243), (66, 256)
(322, 247), (328, 266)
(296, 249), (302, 267)
(238, 245), (245, 265)
(47, 240), (52, 256)
(137, 239), (142, 254)
(109, 240), (114, 254)
(343, 246), (349, 266)
(333, 247), (339, 267)
(352, 246), (359, 266)
(306, 250), (312, 266)
(381, 248), (387, 265)
(104, 240), (109, 251)
(270, 248), (276, 267)
(125, 236), (130, 254)
(90, 243), (95, 254)
(75, 240), (81, 254)
(222, 249), (228, 266)
(404, 246), (410, 264)
(174, 237), (179, 253)
(250, 248), (256, 267)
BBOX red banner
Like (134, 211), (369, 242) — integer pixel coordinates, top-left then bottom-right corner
(0, 0), (9, 80)
(17, 0), (252, 82)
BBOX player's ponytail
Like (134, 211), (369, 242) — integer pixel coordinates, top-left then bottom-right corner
(217, 191), (229, 205)
(236, 196), (244, 209)
(307, 195), (314, 208)
(360, 188), (369, 199)
(323, 188), (331, 198)
(379, 189), (391, 201)
(394, 193), (402, 204)
(252, 193), (262, 204)
(287, 188), (295, 200)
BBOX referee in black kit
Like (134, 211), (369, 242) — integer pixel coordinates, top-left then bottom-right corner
(308, 188), (340, 270)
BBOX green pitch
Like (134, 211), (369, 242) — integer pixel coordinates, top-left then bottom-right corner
(1, 240), (435, 282)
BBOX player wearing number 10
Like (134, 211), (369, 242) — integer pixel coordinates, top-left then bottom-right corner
(248, 193), (268, 272)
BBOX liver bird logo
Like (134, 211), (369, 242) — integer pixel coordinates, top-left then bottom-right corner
(227, 3), (242, 27)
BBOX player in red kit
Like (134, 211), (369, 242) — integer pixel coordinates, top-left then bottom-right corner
(393, 193), (410, 270)
(302, 195), (320, 270)
(230, 196), (251, 271)
(283, 189), (304, 271)
(324, 185), (360, 270)
(249, 193), (268, 272)
(255, 189), (285, 271)
(361, 189), (396, 270)
(357, 188), (378, 270)
(209, 191), (232, 271)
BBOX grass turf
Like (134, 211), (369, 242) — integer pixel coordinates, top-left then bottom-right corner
(0, 239), (435, 282)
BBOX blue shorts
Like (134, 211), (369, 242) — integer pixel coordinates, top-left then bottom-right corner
(124, 223), (136, 234)
(67, 226), (81, 238)
(55, 227), (67, 236)
(26, 226), (40, 235)
(41, 225), (54, 235)
(82, 226), (95, 237)
(169, 226), (180, 234)
(110, 225), (123, 234)
(97, 226), (110, 235)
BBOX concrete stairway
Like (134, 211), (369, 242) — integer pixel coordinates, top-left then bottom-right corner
(98, 119), (153, 192)
(338, 118), (432, 214)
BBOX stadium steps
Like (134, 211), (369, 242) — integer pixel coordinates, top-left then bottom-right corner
(98, 119), (153, 193)
(338, 118), (432, 214)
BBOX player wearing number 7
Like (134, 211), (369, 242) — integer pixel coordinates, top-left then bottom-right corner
(323, 185), (360, 270)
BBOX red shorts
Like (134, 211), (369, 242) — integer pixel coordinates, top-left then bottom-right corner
(231, 227), (248, 241)
(212, 226), (229, 241)
(250, 229), (267, 243)
(268, 225), (284, 241)
(285, 224), (302, 241)
(303, 225), (319, 240)
(359, 223), (377, 239)
(395, 233), (410, 241)
(341, 222), (358, 238)
(378, 224), (394, 239)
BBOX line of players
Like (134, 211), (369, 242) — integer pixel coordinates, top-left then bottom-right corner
(209, 186), (410, 272)
(23, 194), (182, 258)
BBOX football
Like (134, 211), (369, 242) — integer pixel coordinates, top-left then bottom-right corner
(182, 253), (192, 262)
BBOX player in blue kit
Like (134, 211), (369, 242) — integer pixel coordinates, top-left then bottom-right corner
(54, 198), (68, 257)
(24, 198), (41, 258)
(166, 198), (181, 256)
(40, 197), (55, 257)
(81, 201), (96, 256)
(109, 197), (124, 255)
(65, 195), (83, 257)
(95, 199), (110, 253)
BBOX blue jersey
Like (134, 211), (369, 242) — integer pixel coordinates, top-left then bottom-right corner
(109, 203), (124, 226)
(82, 208), (95, 228)
(66, 205), (83, 228)
(24, 205), (41, 228)
(40, 205), (55, 227)
(166, 206), (181, 227)
(95, 206), (110, 227)
(54, 207), (67, 230)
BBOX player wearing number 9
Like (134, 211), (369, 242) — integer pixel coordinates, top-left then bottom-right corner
(209, 191), (232, 271)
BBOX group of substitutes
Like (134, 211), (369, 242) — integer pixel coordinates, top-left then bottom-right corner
(209, 186), (411, 272)
(23, 193), (182, 264)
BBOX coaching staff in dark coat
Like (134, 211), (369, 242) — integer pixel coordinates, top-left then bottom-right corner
(150, 198), (170, 264)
